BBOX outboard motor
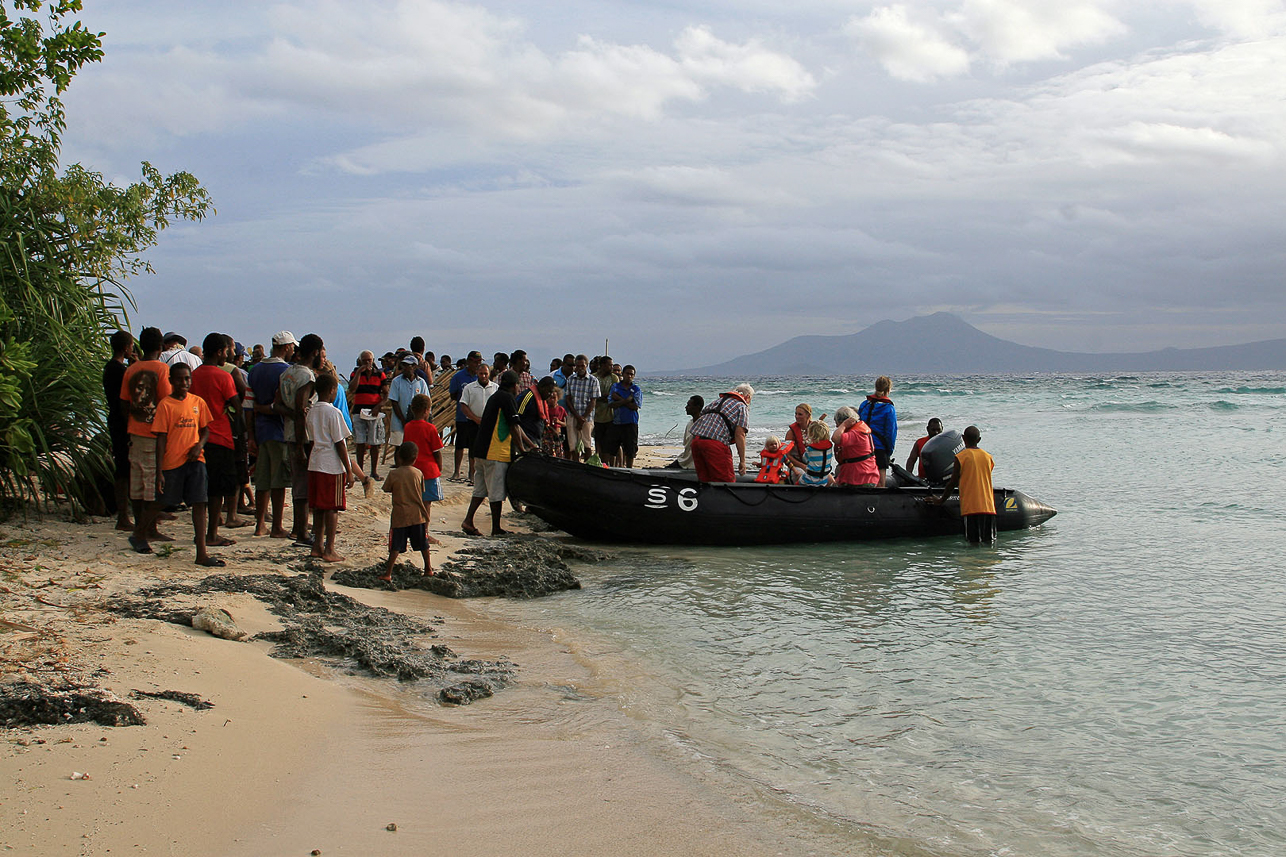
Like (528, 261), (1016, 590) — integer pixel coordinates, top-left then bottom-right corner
(919, 429), (963, 485)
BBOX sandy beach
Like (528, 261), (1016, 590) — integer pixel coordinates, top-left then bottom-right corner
(1, 448), (829, 856)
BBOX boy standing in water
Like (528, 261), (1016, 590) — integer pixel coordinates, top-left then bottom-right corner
(931, 425), (996, 545)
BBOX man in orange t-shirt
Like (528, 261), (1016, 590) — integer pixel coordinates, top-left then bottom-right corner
(152, 363), (224, 567)
(119, 327), (174, 554)
(932, 425), (996, 545)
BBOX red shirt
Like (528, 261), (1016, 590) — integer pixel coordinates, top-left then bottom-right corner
(190, 365), (238, 449)
(402, 419), (444, 479)
(911, 435), (931, 477)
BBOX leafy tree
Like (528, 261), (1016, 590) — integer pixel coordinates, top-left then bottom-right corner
(0, 1), (212, 513)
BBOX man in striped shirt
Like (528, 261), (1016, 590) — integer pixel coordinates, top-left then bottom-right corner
(690, 384), (754, 482)
(564, 355), (600, 463)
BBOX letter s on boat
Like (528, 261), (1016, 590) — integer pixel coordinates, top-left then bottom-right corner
(645, 486), (668, 509)
(677, 488), (699, 512)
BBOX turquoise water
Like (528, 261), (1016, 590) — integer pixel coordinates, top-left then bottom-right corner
(497, 373), (1286, 855)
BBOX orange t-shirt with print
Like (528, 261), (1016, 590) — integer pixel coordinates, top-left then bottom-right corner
(152, 394), (212, 472)
(119, 360), (173, 437)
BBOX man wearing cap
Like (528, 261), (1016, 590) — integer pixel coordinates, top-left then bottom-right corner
(276, 333), (324, 545)
(387, 354), (431, 450)
(348, 350), (388, 480)
(247, 331), (296, 538)
(160, 332), (202, 371)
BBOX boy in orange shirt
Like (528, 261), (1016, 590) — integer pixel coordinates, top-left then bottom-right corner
(931, 425), (996, 545)
(152, 364), (224, 567)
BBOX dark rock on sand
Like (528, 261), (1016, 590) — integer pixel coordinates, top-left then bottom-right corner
(129, 689), (214, 710)
(106, 573), (513, 703)
(332, 536), (607, 599)
(437, 678), (495, 705)
(1, 682), (146, 728)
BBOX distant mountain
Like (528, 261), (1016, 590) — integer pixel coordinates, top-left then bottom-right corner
(665, 313), (1286, 375)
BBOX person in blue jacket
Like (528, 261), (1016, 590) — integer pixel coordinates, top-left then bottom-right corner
(857, 375), (897, 487)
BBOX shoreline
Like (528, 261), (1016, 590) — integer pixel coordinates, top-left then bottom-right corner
(1, 447), (845, 855)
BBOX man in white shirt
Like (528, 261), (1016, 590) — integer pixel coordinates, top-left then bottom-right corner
(387, 355), (431, 449)
(160, 332), (202, 371)
(459, 364), (498, 480)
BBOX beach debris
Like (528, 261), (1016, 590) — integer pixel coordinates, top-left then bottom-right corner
(130, 689), (214, 710)
(70, 771), (90, 780)
(332, 536), (602, 599)
(191, 606), (247, 641)
(0, 682), (146, 728)
(386, 823), (397, 832)
(311, 850), (322, 855)
(106, 573), (515, 703)
(438, 678), (495, 706)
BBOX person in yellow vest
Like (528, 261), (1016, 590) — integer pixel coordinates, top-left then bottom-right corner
(931, 425), (996, 545)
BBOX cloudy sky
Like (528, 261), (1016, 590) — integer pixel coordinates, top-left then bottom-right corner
(60, 0), (1286, 369)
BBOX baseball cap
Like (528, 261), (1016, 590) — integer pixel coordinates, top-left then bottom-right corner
(272, 330), (298, 346)
(400, 354), (419, 365)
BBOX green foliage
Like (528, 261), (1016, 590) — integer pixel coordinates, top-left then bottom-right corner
(0, 1), (213, 514)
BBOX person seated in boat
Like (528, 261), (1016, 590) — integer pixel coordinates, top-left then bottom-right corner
(789, 420), (834, 486)
(754, 436), (793, 483)
(667, 395), (704, 469)
(832, 406), (879, 487)
(905, 417), (943, 479)
(784, 404), (811, 469)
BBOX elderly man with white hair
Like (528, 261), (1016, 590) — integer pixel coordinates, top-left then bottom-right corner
(348, 350), (388, 480)
(689, 382), (754, 482)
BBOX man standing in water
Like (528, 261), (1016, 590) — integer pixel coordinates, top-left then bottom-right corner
(690, 384), (753, 482)
(931, 425), (996, 545)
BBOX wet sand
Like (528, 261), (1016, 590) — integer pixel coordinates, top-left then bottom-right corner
(1, 446), (827, 855)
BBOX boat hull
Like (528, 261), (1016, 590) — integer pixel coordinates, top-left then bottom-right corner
(506, 455), (1056, 546)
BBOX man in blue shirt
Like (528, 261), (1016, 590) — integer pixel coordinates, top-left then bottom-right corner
(388, 355), (431, 449)
(449, 351), (481, 480)
(246, 331), (295, 538)
(608, 365), (642, 468)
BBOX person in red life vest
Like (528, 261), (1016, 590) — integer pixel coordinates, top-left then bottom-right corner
(930, 425), (996, 545)
(831, 405), (880, 487)
(784, 403), (811, 469)
(789, 420), (835, 486)
(857, 375), (897, 487)
(754, 436), (794, 483)
(905, 417), (943, 479)
(690, 384), (754, 482)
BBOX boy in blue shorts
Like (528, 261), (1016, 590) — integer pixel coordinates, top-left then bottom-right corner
(608, 365), (642, 468)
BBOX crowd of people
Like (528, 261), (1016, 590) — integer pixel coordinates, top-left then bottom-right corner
(105, 329), (997, 562)
(103, 329), (655, 568)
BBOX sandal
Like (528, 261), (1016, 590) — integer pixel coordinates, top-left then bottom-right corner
(197, 556), (227, 567)
(461, 523), (483, 537)
(128, 536), (152, 554)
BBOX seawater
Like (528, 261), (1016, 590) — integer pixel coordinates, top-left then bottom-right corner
(483, 372), (1286, 855)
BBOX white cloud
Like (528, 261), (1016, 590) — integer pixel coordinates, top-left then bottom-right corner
(952, 0), (1126, 64)
(845, 5), (971, 82)
(674, 25), (816, 100)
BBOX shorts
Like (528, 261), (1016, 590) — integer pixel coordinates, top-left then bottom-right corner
(614, 423), (638, 458)
(471, 459), (508, 501)
(874, 449), (891, 471)
(389, 522), (428, 553)
(204, 442), (239, 497)
(691, 436), (735, 483)
(422, 477), (443, 503)
(159, 460), (208, 507)
(353, 414), (386, 446)
(566, 417), (594, 455)
(289, 442), (309, 500)
(254, 439), (291, 491)
(964, 514), (997, 545)
(307, 471), (346, 511)
(389, 430), (404, 449)
(594, 422), (619, 458)
(128, 435), (159, 502)
(455, 420), (478, 449)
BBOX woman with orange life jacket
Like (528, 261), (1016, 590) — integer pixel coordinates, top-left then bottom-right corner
(754, 436), (795, 483)
(790, 420), (835, 486)
(832, 405), (880, 487)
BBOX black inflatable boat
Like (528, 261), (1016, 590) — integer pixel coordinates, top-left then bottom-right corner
(506, 454), (1056, 546)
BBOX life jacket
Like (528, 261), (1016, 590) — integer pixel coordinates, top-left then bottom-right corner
(754, 440), (795, 483)
(798, 440), (834, 483)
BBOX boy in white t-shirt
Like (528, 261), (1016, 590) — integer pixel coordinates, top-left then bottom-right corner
(305, 374), (361, 562)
